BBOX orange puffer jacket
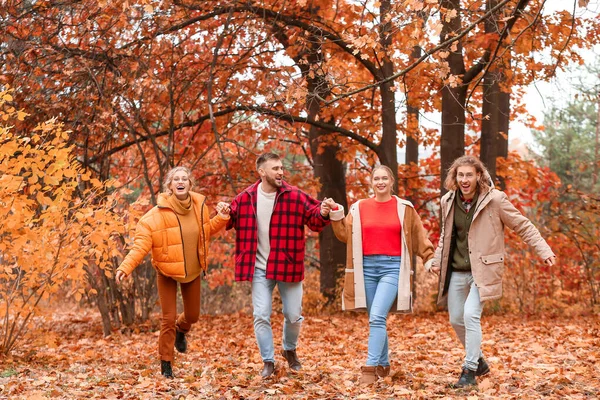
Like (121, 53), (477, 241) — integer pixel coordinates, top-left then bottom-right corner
(117, 192), (229, 280)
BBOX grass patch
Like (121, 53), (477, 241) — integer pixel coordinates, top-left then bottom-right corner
(1, 368), (17, 378)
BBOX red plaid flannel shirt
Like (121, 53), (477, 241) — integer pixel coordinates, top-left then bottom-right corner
(226, 180), (330, 282)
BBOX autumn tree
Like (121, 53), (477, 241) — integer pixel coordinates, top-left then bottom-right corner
(527, 76), (600, 308)
(533, 61), (600, 194)
(0, 87), (127, 353)
(534, 98), (600, 193)
(434, 0), (597, 191)
(495, 154), (600, 312)
(2, 0), (599, 305)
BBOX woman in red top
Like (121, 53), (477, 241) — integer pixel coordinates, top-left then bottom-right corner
(327, 166), (435, 384)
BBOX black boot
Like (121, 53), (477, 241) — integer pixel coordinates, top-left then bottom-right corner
(261, 361), (275, 378)
(161, 360), (174, 378)
(453, 367), (476, 388)
(281, 349), (302, 371)
(476, 357), (490, 376)
(175, 329), (187, 353)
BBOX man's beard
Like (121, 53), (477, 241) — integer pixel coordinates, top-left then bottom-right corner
(265, 175), (282, 188)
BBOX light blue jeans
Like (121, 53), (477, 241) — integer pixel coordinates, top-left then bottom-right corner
(447, 271), (484, 371)
(252, 267), (304, 363)
(363, 255), (401, 367)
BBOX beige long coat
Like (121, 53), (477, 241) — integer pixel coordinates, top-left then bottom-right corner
(330, 197), (434, 313)
(431, 187), (555, 308)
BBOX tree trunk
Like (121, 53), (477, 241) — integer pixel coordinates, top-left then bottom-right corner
(95, 282), (114, 337)
(481, 68), (510, 185)
(594, 91), (600, 188)
(111, 268), (136, 326)
(405, 12), (427, 170)
(441, 86), (467, 194)
(406, 103), (419, 168)
(309, 134), (348, 301)
(440, 0), (466, 194)
(378, 0), (399, 191)
(480, 0), (510, 189)
(480, 74), (498, 178)
(84, 262), (117, 336)
(134, 259), (158, 321)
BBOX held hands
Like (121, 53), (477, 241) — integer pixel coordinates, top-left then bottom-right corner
(320, 197), (338, 217)
(216, 202), (230, 218)
(115, 270), (127, 284)
(430, 266), (441, 276)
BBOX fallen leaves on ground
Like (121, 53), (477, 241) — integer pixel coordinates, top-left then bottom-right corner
(1, 310), (599, 399)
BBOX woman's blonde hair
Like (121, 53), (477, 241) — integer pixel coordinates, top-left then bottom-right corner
(371, 165), (396, 194)
(162, 166), (195, 194)
(444, 155), (492, 193)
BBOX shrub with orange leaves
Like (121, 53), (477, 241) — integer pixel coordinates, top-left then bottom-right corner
(0, 87), (123, 354)
(497, 154), (600, 314)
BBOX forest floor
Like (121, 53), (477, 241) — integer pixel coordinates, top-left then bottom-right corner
(1, 309), (598, 399)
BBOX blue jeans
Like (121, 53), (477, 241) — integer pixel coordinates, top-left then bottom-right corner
(252, 267), (304, 363)
(363, 255), (401, 367)
(447, 271), (484, 371)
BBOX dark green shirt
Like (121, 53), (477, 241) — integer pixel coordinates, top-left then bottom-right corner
(451, 192), (479, 271)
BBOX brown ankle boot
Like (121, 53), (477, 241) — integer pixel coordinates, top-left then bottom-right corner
(281, 349), (302, 371)
(359, 366), (378, 384)
(376, 365), (390, 377)
(260, 361), (275, 378)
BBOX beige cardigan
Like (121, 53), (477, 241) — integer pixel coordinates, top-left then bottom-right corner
(330, 196), (434, 312)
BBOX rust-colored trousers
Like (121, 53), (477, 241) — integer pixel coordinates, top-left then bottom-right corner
(157, 273), (201, 362)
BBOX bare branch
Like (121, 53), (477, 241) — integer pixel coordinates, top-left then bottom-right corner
(86, 105), (377, 164)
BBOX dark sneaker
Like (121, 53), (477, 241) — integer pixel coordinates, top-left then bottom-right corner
(161, 360), (174, 378)
(175, 329), (187, 353)
(453, 367), (476, 388)
(281, 349), (302, 371)
(476, 357), (490, 376)
(261, 361), (275, 378)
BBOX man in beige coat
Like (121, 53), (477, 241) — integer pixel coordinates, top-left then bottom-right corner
(430, 156), (556, 388)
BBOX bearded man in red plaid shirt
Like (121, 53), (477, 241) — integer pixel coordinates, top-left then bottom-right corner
(226, 152), (333, 378)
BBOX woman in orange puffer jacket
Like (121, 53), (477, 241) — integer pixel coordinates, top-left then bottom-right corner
(116, 166), (230, 378)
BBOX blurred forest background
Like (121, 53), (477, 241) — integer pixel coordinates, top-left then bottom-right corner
(1, 0), (599, 362)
